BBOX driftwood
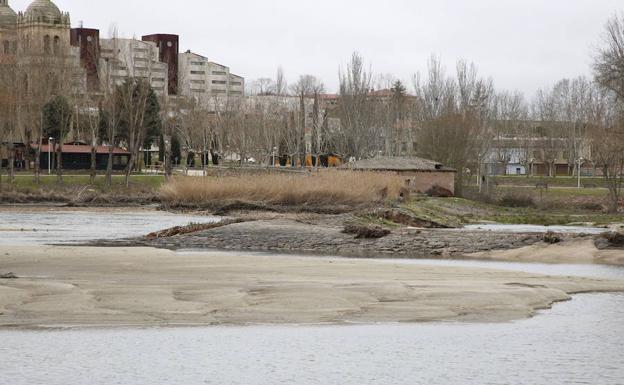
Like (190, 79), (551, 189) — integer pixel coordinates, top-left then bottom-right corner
(145, 218), (248, 240)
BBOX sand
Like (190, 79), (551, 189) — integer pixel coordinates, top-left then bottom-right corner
(467, 239), (624, 266)
(1, 245), (623, 328)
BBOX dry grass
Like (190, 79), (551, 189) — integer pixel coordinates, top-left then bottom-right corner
(160, 171), (405, 207)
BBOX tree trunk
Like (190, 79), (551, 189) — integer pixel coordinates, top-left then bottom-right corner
(106, 144), (114, 187)
(7, 141), (15, 183)
(124, 153), (134, 187)
(90, 137), (97, 184)
(34, 137), (41, 185)
(56, 141), (63, 184)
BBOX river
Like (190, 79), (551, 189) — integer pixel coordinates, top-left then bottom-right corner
(1, 208), (623, 385)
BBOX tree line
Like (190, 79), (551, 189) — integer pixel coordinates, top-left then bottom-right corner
(1, 13), (624, 209)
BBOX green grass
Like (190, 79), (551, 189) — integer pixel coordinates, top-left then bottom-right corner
(5, 174), (165, 191)
(401, 195), (624, 227)
(494, 186), (609, 198)
(492, 176), (607, 188)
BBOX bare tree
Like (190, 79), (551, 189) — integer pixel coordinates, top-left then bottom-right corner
(412, 57), (495, 196)
(338, 52), (375, 159)
(275, 66), (287, 96)
(594, 13), (624, 99)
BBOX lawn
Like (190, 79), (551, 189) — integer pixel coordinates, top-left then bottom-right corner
(4, 174), (166, 191)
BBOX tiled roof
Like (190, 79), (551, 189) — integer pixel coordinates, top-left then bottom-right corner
(343, 156), (455, 172)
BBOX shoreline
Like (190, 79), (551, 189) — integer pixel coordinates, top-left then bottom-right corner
(94, 215), (624, 267)
(2, 245), (624, 328)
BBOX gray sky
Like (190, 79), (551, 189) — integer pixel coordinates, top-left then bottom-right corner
(11, 0), (622, 96)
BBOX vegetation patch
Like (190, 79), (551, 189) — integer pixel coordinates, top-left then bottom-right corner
(543, 232), (562, 244)
(342, 224), (391, 239)
(160, 172), (405, 208)
(498, 193), (536, 208)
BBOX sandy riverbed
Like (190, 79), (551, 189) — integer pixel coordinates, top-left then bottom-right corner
(467, 239), (624, 266)
(1, 245), (624, 328)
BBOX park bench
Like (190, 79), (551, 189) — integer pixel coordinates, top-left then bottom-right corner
(583, 183), (597, 188)
(535, 182), (548, 189)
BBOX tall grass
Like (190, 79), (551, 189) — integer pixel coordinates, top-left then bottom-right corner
(160, 171), (404, 206)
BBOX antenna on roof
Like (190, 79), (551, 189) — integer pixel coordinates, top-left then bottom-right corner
(79, 20), (83, 28)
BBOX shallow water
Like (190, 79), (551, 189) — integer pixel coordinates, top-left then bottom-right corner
(0, 208), (219, 245)
(464, 223), (608, 234)
(1, 293), (623, 385)
(2, 209), (624, 384)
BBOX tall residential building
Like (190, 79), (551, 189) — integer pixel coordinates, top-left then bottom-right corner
(141, 34), (179, 95)
(178, 50), (244, 102)
(99, 38), (168, 96)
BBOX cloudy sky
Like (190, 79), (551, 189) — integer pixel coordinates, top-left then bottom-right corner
(11, 0), (622, 95)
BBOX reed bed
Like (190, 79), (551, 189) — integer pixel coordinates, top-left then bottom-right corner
(160, 171), (404, 207)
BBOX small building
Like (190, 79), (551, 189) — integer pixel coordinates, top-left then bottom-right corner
(36, 144), (131, 171)
(343, 156), (456, 196)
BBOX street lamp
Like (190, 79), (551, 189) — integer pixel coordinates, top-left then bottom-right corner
(48, 137), (54, 175)
(577, 157), (584, 189)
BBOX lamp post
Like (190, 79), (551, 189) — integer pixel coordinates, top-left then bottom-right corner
(48, 137), (54, 175)
(577, 157), (584, 189)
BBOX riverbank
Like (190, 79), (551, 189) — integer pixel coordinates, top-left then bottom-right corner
(1, 245), (624, 328)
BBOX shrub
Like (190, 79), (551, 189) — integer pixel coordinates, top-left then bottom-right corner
(343, 224), (391, 239)
(543, 231), (561, 244)
(499, 193), (535, 208)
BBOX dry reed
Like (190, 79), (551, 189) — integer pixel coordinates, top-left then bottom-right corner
(160, 171), (404, 207)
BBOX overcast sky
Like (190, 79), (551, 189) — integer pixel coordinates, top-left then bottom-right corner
(11, 0), (622, 96)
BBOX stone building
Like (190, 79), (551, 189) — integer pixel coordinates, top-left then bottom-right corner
(343, 156), (457, 196)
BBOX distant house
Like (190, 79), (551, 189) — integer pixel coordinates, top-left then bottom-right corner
(343, 156), (456, 196)
(35, 144), (131, 171)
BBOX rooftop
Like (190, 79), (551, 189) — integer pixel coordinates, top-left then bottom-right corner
(343, 156), (455, 172)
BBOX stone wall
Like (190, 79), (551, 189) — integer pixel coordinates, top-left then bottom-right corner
(397, 171), (456, 196)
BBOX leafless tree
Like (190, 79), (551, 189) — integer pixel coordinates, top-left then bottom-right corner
(594, 13), (624, 100)
(412, 57), (495, 195)
(337, 52), (375, 158)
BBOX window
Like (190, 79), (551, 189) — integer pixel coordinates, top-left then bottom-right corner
(190, 80), (205, 84)
(43, 35), (51, 54)
(230, 91), (242, 95)
(211, 89), (226, 94)
(53, 36), (60, 55)
(190, 70), (205, 75)
(191, 61), (205, 66)
(212, 80), (227, 85)
(230, 81), (242, 86)
(114, 155), (129, 166)
(212, 71), (227, 75)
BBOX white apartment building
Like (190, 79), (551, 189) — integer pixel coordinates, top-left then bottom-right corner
(99, 38), (169, 96)
(178, 50), (244, 102)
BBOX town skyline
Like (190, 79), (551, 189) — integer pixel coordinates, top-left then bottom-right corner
(8, 0), (622, 95)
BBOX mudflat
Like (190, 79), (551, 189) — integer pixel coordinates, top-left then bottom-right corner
(1, 245), (623, 328)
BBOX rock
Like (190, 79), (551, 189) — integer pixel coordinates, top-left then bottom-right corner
(595, 232), (624, 249)
(0, 272), (18, 279)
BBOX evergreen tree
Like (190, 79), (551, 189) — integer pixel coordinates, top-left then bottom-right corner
(171, 135), (181, 165)
(158, 135), (165, 163)
(143, 88), (162, 149)
(42, 96), (71, 141)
